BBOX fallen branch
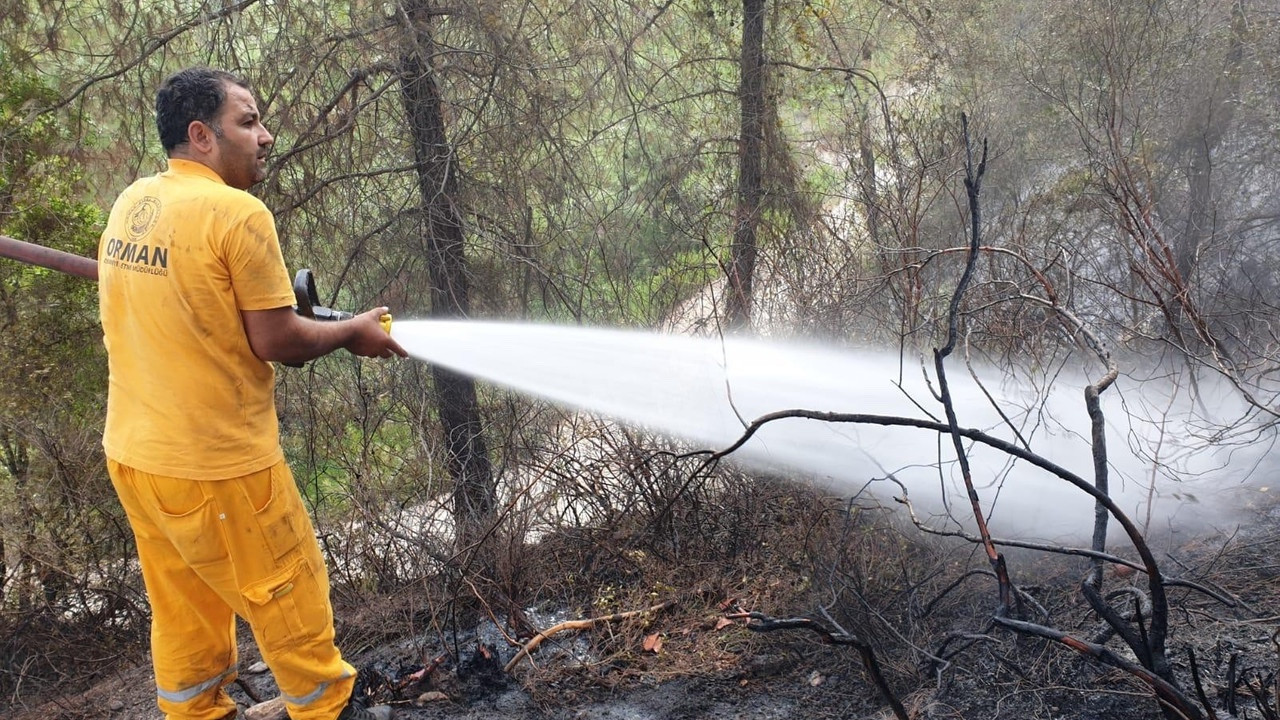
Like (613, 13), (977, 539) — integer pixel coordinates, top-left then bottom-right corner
(993, 616), (1204, 720)
(728, 610), (910, 720)
(504, 600), (676, 673)
(242, 697), (287, 720)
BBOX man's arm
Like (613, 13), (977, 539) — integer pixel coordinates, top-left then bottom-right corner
(241, 305), (408, 365)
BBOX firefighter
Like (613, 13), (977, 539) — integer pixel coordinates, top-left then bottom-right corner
(98, 66), (405, 720)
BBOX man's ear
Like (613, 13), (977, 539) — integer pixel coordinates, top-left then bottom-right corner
(186, 120), (217, 154)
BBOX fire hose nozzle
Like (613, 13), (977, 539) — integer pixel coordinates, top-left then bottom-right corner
(292, 269), (352, 322)
(288, 268), (391, 367)
(292, 269), (390, 334)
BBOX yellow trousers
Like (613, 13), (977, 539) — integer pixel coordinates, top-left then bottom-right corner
(108, 459), (356, 720)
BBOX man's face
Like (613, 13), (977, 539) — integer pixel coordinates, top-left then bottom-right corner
(208, 82), (273, 190)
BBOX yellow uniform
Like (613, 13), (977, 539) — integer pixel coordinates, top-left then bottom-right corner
(100, 159), (356, 720)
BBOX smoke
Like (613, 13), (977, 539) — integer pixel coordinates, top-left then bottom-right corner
(391, 320), (1272, 543)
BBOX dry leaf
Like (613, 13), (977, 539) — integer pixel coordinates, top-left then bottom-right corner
(715, 617), (733, 631)
(643, 632), (663, 653)
(416, 691), (450, 704)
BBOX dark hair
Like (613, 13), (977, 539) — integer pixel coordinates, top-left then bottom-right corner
(154, 67), (249, 154)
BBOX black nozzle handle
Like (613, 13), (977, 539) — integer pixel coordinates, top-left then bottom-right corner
(292, 269), (353, 321)
(285, 269), (353, 367)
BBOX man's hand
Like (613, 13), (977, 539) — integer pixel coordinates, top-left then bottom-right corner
(343, 307), (407, 359)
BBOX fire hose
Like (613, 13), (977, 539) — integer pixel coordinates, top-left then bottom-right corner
(0, 234), (389, 354)
(0, 233), (98, 280)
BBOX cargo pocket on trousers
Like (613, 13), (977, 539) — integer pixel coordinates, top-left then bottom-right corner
(252, 465), (303, 562)
(241, 558), (327, 651)
(157, 495), (230, 568)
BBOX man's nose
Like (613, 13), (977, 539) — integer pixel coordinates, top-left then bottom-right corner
(260, 128), (274, 147)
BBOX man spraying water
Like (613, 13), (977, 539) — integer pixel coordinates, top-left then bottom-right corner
(98, 67), (404, 720)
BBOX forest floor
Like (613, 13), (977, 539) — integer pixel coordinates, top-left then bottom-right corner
(10, 621), (882, 720)
(8, 486), (1279, 720)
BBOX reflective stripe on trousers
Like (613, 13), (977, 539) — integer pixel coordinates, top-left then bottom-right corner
(109, 459), (357, 720)
(157, 667), (236, 704)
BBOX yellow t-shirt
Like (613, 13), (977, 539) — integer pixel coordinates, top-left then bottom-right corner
(99, 159), (296, 480)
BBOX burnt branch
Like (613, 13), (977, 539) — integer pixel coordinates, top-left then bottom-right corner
(691, 406), (1167, 603)
(929, 115), (1016, 615)
(728, 610), (909, 720)
(993, 616), (1204, 720)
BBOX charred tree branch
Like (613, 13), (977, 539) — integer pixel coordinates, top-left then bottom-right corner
(993, 616), (1203, 720)
(729, 610), (909, 720)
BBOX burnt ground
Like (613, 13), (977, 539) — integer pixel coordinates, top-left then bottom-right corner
(8, 629), (878, 720)
(7, 491), (1279, 720)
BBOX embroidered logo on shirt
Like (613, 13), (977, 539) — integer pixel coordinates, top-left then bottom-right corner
(127, 196), (162, 241)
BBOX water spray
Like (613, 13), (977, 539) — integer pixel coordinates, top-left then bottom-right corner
(389, 319), (1262, 541)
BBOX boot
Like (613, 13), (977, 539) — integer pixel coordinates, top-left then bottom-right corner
(336, 696), (394, 720)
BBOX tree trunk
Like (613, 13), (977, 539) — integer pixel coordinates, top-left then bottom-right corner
(1174, 0), (1243, 286)
(726, 0), (766, 333)
(397, 1), (496, 549)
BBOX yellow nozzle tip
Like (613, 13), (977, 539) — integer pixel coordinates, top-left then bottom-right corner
(379, 313), (393, 334)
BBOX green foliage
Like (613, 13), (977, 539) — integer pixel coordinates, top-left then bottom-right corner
(0, 50), (113, 628)
(0, 54), (106, 418)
